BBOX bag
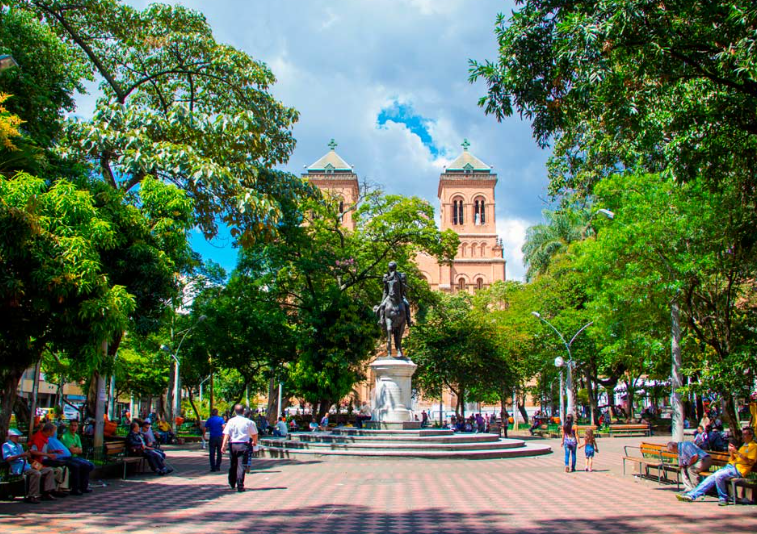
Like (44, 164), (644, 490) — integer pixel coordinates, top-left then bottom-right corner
(30, 460), (44, 471)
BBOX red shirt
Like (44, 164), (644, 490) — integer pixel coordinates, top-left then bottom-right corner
(30, 431), (49, 453)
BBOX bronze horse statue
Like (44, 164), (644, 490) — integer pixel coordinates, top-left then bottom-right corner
(381, 273), (407, 358)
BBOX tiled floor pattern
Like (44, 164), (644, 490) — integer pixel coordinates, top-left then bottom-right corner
(1, 436), (755, 533)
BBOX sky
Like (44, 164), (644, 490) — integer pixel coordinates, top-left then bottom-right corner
(80, 0), (554, 280)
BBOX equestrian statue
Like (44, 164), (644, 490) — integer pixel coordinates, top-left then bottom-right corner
(375, 261), (413, 358)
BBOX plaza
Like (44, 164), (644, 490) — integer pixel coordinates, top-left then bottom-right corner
(2, 436), (756, 534)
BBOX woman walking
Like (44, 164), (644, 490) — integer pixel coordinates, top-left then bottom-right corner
(561, 414), (578, 473)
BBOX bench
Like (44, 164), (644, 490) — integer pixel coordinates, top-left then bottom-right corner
(0, 461), (25, 500)
(610, 424), (650, 437)
(622, 442), (669, 484)
(104, 440), (146, 479)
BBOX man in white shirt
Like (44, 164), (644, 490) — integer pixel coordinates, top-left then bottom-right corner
(221, 404), (258, 492)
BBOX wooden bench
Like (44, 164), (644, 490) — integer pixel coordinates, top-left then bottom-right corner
(622, 442), (668, 484)
(730, 474), (757, 505)
(104, 440), (146, 479)
(610, 424), (650, 437)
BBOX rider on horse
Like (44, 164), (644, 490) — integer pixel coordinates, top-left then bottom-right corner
(377, 261), (413, 327)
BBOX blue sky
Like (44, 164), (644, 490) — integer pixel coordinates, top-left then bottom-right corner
(86, 0), (554, 280)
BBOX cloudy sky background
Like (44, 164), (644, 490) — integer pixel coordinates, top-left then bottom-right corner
(81, 0), (555, 280)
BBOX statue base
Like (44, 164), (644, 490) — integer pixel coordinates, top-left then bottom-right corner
(364, 421), (421, 430)
(370, 357), (417, 424)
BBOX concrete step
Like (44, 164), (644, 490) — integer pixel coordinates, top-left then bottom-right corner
(329, 428), (453, 437)
(289, 432), (501, 444)
(259, 437), (527, 452)
(260, 442), (552, 460)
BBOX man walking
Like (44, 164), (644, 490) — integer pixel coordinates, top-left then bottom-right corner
(204, 408), (226, 472)
(667, 440), (712, 492)
(221, 404), (258, 492)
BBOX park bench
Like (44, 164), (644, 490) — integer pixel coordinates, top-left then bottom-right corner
(609, 424), (650, 437)
(622, 442), (674, 484)
(104, 440), (146, 479)
(0, 460), (25, 500)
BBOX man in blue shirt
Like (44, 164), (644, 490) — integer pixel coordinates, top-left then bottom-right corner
(203, 409), (226, 472)
(2, 429), (56, 503)
(667, 440), (712, 492)
(47, 432), (95, 493)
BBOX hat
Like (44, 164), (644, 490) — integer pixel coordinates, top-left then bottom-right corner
(7, 429), (22, 437)
(142, 421), (151, 425)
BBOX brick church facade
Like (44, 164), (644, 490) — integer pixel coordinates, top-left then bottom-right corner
(303, 139), (507, 293)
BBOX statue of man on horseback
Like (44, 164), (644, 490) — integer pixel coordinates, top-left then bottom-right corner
(375, 261), (413, 358)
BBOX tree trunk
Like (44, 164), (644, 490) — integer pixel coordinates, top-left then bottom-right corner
(0, 370), (24, 439)
(517, 397), (529, 425)
(266, 378), (277, 425)
(584, 367), (598, 426)
(187, 388), (202, 423)
(670, 300), (685, 442)
(720, 395), (740, 443)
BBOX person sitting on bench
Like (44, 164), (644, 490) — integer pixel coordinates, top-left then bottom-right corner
(677, 427), (756, 505)
(2, 429), (57, 504)
(126, 422), (172, 475)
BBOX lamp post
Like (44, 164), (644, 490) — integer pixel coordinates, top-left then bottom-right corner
(199, 375), (211, 402)
(161, 315), (206, 433)
(532, 312), (593, 422)
(596, 208), (684, 441)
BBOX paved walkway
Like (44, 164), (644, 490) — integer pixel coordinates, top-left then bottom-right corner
(1, 436), (755, 534)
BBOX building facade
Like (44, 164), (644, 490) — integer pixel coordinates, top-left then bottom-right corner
(303, 139), (507, 293)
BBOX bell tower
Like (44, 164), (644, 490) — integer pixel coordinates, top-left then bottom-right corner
(302, 139), (359, 230)
(437, 139), (505, 291)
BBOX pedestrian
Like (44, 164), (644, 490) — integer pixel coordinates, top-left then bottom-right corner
(578, 428), (599, 472)
(561, 414), (578, 473)
(666, 440), (712, 492)
(221, 404), (258, 493)
(203, 408), (226, 472)
(501, 410), (508, 438)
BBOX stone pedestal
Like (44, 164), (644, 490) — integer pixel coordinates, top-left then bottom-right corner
(369, 357), (417, 424)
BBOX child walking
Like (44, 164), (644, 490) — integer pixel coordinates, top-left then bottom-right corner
(579, 428), (599, 471)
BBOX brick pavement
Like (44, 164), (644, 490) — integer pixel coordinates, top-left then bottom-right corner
(1, 436), (755, 534)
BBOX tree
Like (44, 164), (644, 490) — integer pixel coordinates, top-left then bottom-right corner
(407, 293), (504, 418)
(226, 186), (457, 420)
(522, 209), (591, 281)
(588, 172), (757, 433)
(16, 0), (304, 241)
(470, 0), (757, 199)
(0, 172), (134, 437)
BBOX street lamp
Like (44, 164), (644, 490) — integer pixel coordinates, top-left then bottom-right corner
(161, 315), (206, 433)
(0, 55), (19, 71)
(532, 311), (593, 422)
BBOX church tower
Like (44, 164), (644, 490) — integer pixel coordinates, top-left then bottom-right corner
(302, 139), (359, 230)
(416, 140), (506, 291)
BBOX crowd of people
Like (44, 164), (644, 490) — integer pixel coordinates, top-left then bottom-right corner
(2, 421), (94, 504)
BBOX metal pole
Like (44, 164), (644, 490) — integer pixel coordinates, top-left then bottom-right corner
(28, 359), (42, 440)
(209, 365), (214, 413)
(199, 382), (203, 403)
(512, 389), (518, 431)
(560, 367), (565, 424)
(129, 394), (135, 423)
(173, 355), (180, 431)
(566, 362), (575, 420)
(108, 372), (116, 420)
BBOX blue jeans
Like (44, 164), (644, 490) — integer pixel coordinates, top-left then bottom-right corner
(564, 444), (577, 470)
(687, 463), (739, 501)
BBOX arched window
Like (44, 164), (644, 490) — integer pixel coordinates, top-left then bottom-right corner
(460, 243), (468, 257)
(476, 277), (484, 290)
(470, 243), (477, 257)
(458, 278), (466, 292)
(452, 197), (464, 225)
(338, 200), (344, 214)
(480, 242), (487, 256)
(474, 197), (486, 225)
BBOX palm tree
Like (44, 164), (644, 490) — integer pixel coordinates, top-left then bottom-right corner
(522, 209), (590, 281)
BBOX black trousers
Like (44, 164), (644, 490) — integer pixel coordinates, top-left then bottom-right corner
(209, 436), (223, 470)
(143, 449), (166, 472)
(228, 443), (248, 489)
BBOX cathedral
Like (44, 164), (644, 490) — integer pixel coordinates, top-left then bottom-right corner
(303, 139), (507, 290)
